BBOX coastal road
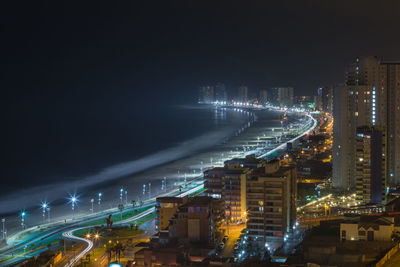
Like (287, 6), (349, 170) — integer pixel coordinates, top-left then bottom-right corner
(60, 184), (203, 266)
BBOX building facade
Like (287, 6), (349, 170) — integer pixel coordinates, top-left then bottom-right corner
(246, 160), (297, 247)
(259, 89), (268, 105)
(333, 56), (400, 189)
(168, 196), (223, 245)
(340, 216), (394, 242)
(198, 85), (214, 104)
(215, 82), (227, 103)
(204, 167), (250, 223)
(270, 87), (294, 107)
(155, 196), (188, 231)
(237, 86), (248, 103)
(355, 126), (387, 204)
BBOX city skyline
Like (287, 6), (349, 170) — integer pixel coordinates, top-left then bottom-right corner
(2, 1), (400, 266)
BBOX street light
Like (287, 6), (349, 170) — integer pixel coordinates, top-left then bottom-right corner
(91, 199), (94, 214)
(1, 218), (6, 240)
(98, 192), (102, 206)
(120, 188), (123, 203)
(148, 183), (151, 198)
(20, 211), (26, 230)
(69, 195), (78, 220)
(41, 202), (48, 222)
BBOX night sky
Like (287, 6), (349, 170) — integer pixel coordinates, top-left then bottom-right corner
(1, 1), (400, 189)
(2, 1), (400, 101)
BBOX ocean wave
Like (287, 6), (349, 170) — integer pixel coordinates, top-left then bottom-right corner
(0, 108), (252, 214)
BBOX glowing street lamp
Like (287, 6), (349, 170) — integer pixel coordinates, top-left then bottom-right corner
(69, 195), (78, 220)
(41, 202), (48, 222)
(120, 188), (124, 203)
(91, 199), (94, 214)
(98, 192), (102, 206)
(20, 211), (26, 230)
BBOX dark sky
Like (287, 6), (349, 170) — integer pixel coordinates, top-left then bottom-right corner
(2, 0), (400, 104)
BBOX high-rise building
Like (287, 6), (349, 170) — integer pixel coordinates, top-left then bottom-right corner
(198, 86), (214, 104)
(215, 82), (227, 102)
(355, 126), (387, 204)
(204, 167), (250, 223)
(204, 155), (297, 248)
(237, 86), (248, 103)
(333, 56), (400, 189)
(246, 160), (297, 247)
(321, 86), (333, 114)
(314, 88), (323, 111)
(259, 89), (268, 104)
(270, 87), (294, 107)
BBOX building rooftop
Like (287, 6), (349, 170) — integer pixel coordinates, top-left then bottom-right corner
(249, 164), (296, 180)
(156, 196), (187, 203)
(180, 196), (219, 208)
(342, 215), (394, 228)
(204, 167), (250, 175)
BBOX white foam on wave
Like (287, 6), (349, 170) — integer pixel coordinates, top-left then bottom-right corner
(0, 108), (252, 213)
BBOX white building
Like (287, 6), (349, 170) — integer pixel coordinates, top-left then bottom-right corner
(340, 216), (394, 241)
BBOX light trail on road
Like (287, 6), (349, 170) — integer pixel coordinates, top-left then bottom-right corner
(61, 183), (204, 266)
(258, 113), (318, 159)
(62, 228), (93, 267)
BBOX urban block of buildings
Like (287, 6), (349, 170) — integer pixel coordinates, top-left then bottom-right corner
(204, 155), (297, 248)
(333, 56), (400, 201)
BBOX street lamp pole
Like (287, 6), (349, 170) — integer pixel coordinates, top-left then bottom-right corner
(20, 212), (26, 230)
(125, 190), (128, 205)
(91, 199), (94, 214)
(1, 218), (5, 240)
(41, 203), (47, 223)
(71, 196), (77, 220)
(98, 193), (102, 207)
(148, 183), (151, 198)
(120, 188), (123, 204)
(46, 207), (50, 223)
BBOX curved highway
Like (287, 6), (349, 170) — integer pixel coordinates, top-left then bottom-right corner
(61, 184), (203, 266)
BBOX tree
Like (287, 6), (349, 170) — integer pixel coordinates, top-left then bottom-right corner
(114, 242), (124, 262)
(392, 231), (400, 243)
(131, 200), (136, 208)
(118, 204), (124, 220)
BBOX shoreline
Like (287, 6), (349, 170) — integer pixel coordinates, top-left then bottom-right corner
(0, 107), (311, 237)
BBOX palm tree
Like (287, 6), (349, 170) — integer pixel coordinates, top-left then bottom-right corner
(118, 204), (124, 220)
(114, 242), (124, 262)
